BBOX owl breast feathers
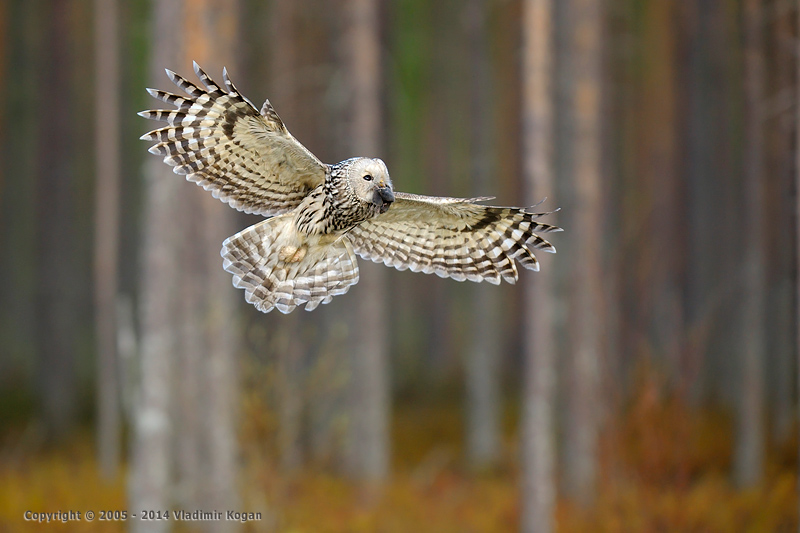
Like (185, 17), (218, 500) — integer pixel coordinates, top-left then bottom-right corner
(140, 63), (562, 314)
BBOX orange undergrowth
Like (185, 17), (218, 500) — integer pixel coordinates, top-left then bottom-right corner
(0, 434), (126, 532)
(0, 381), (797, 532)
(556, 376), (798, 532)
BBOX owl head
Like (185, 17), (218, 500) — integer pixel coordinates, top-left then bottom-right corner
(345, 157), (395, 214)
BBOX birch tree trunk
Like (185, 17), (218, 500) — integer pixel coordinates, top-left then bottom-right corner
(734, 0), (765, 489)
(130, 2), (183, 530)
(93, 0), (122, 481)
(521, 0), (556, 529)
(345, 0), (390, 483)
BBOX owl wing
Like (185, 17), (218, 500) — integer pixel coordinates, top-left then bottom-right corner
(139, 62), (326, 216)
(346, 192), (563, 284)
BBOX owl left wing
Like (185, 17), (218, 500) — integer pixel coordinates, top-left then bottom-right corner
(346, 192), (562, 284)
(139, 63), (327, 216)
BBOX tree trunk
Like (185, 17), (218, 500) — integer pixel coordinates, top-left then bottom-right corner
(344, 0), (390, 484)
(768, 3), (796, 446)
(795, 0), (800, 522)
(132, 2), (241, 527)
(734, 0), (765, 489)
(684, 0), (714, 405)
(93, 0), (122, 480)
(180, 1), (241, 521)
(563, 0), (604, 508)
(521, 0), (557, 530)
(644, 0), (685, 382)
(465, 0), (501, 471)
(0, 0), (6, 208)
(129, 2), (183, 530)
(35, 0), (78, 441)
(271, 0), (305, 473)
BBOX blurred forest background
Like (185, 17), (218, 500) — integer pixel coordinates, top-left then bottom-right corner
(0, 0), (799, 531)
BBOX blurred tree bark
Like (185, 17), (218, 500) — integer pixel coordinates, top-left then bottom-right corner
(0, 0), (6, 209)
(133, 2), (240, 526)
(94, 0), (121, 480)
(795, 0), (800, 519)
(36, 0), (78, 441)
(178, 1), (240, 522)
(0, 0), (42, 407)
(563, 0), (604, 507)
(344, 0), (390, 484)
(271, 0), (305, 473)
(644, 1), (686, 381)
(734, 0), (765, 489)
(465, 0), (501, 471)
(767, 4), (796, 445)
(684, 0), (715, 405)
(130, 1), (183, 530)
(0, 0), (18, 390)
(521, 0), (556, 529)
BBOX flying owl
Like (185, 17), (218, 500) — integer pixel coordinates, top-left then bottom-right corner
(140, 63), (561, 314)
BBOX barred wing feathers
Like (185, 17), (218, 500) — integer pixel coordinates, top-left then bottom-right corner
(347, 192), (562, 285)
(139, 62), (325, 216)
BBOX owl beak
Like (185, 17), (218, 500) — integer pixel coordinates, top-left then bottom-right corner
(378, 186), (395, 204)
(374, 186), (395, 213)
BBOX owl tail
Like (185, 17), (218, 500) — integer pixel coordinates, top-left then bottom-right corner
(220, 215), (360, 314)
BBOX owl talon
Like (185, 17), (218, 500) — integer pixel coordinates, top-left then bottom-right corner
(279, 245), (307, 263)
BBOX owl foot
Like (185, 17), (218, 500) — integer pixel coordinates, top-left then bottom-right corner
(279, 245), (307, 263)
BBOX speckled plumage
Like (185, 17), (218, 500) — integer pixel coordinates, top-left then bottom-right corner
(140, 63), (562, 313)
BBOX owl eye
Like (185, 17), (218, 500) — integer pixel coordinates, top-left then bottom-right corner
(363, 174), (373, 181)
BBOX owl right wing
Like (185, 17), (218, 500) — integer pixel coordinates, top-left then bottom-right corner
(139, 62), (326, 216)
(346, 192), (563, 284)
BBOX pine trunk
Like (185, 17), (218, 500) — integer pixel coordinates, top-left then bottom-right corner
(36, 0), (78, 441)
(521, 0), (557, 529)
(563, 0), (604, 508)
(465, 0), (501, 471)
(271, 0), (305, 473)
(180, 1), (241, 521)
(345, 0), (390, 484)
(93, 0), (122, 480)
(795, 0), (800, 523)
(734, 0), (765, 489)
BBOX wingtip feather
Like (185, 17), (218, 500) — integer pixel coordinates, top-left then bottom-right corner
(222, 67), (236, 93)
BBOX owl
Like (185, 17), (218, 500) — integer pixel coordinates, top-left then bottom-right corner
(140, 63), (562, 313)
